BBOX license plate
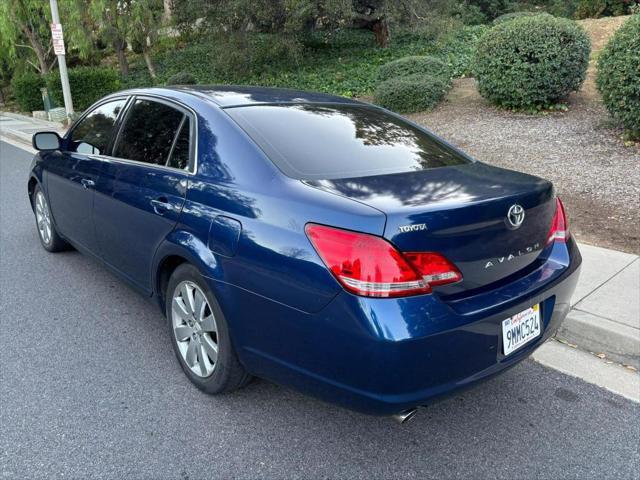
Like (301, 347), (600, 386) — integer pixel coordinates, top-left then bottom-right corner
(502, 304), (541, 356)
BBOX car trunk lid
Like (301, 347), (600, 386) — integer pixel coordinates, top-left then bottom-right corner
(306, 162), (556, 294)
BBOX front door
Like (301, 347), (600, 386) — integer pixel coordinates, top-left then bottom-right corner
(46, 98), (127, 253)
(93, 97), (193, 292)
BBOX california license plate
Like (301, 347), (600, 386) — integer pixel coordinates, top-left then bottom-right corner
(502, 304), (541, 356)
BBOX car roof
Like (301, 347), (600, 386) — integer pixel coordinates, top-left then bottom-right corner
(117, 85), (365, 108)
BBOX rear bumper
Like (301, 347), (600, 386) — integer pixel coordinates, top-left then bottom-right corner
(213, 239), (582, 416)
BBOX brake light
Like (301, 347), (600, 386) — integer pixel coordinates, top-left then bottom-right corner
(305, 224), (461, 298)
(547, 197), (569, 244)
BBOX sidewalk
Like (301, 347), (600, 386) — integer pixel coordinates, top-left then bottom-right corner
(558, 243), (639, 368)
(0, 111), (66, 146)
(1, 110), (638, 368)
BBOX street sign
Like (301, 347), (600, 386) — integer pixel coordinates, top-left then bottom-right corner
(50, 23), (65, 55)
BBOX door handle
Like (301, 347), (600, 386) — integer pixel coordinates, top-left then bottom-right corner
(80, 178), (95, 189)
(150, 198), (173, 214)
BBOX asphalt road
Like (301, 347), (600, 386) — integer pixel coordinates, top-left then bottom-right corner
(1, 139), (639, 479)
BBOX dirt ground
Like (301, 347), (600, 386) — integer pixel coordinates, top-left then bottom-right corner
(577, 15), (630, 100)
(409, 16), (639, 254)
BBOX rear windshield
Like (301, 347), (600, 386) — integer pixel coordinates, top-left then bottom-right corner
(225, 104), (470, 180)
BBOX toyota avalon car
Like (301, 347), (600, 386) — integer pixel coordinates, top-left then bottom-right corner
(28, 86), (581, 422)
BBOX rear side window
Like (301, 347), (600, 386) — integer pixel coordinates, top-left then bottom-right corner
(167, 118), (191, 170)
(114, 98), (191, 169)
(69, 99), (126, 155)
(225, 104), (469, 180)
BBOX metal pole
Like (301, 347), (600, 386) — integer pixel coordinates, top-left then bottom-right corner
(49, 0), (74, 117)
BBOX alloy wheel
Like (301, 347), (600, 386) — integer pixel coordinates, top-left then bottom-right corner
(171, 280), (219, 378)
(35, 191), (52, 246)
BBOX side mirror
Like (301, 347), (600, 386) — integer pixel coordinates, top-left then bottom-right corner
(32, 131), (62, 151)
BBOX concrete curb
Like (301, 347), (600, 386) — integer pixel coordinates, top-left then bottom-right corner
(532, 340), (640, 403)
(556, 309), (640, 368)
(1, 128), (34, 147)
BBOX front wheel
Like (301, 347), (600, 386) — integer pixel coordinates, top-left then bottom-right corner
(166, 263), (251, 393)
(33, 185), (68, 252)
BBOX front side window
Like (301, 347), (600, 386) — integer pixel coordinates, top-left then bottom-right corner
(69, 99), (126, 155)
(113, 98), (189, 169)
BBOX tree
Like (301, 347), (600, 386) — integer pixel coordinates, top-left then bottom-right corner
(59, 0), (101, 61)
(0, 0), (99, 78)
(352, 0), (450, 47)
(163, 0), (172, 22)
(172, 0), (353, 40)
(89, 0), (131, 76)
(0, 0), (54, 74)
(353, 0), (390, 47)
(130, 0), (165, 78)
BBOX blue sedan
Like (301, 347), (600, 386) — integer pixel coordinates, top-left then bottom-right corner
(28, 86), (581, 422)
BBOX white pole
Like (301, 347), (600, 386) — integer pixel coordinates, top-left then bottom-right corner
(49, 0), (74, 117)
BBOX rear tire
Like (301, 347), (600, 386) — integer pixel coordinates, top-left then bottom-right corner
(33, 185), (68, 252)
(166, 263), (251, 393)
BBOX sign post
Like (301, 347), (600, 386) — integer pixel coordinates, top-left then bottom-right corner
(49, 0), (74, 118)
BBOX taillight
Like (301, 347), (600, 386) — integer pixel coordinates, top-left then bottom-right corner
(404, 252), (462, 286)
(305, 224), (461, 298)
(547, 197), (569, 244)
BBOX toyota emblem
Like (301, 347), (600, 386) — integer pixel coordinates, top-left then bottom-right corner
(507, 204), (525, 228)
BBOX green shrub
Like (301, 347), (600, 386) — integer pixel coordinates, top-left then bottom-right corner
(374, 74), (449, 113)
(119, 68), (155, 90)
(468, 0), (516, 20)
(474, 15), (590, 109)
(46, 67), (120, 111)
(376, 56), (451, 84)
(545, 0), (580, 18)
(155, 33), (302, 83)
(127, 25), (486, 98)
(492, 11), (551, 24)
(166, 71), (197, 85)
(575, 0), (631, 18)
(431, 24), (490, 78)
(247, 33), (302, 71)
(596, 15), (640, 140)
(11, 72), (46, 112)
(451, 2), (487, 25)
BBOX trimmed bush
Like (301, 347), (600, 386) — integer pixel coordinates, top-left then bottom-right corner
(596, 15), (640, 140)
(374, 74), (449, 113)
(376, 56), (451, 85)
(474, 15), (590, 109)
(11, 72), (46, 112)
(166, 71), (197, 85)
(492, 12), (551, 25)
(46, 67), (120, 111)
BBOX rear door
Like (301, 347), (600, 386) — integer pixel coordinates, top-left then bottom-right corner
(92, 97), (193, 292)
(46, 98), (127, 252)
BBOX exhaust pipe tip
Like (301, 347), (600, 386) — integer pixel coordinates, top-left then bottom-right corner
(391, 408), (418, 424)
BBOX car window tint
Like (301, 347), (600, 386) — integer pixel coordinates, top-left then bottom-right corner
(114, 99), (185, 166)
(69, 99), (126, 155)
(167, 117), (191, 170)
(226, 104), (470, 180)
